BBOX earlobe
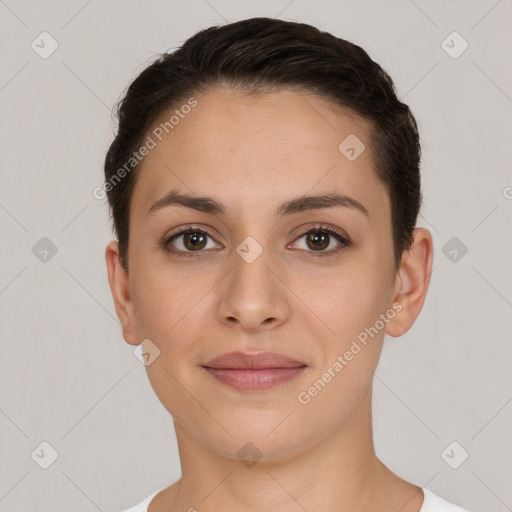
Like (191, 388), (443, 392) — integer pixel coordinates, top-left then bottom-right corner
(385, 228), (434, 338)
(105, 241), (139, 345)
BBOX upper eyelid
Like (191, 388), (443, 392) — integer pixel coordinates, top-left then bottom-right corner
(166, 225), (219, 243)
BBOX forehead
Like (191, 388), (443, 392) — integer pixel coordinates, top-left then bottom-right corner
(131, 87), (388, 221)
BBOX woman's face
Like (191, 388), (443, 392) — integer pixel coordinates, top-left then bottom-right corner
(110, 88), (411, 461)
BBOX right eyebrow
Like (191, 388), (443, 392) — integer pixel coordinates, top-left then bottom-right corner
(147, 190), (225, 216)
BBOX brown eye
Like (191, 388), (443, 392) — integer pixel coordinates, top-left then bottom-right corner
(182, 231), (207, 251)
(164, 227), (221, 255)
(305, 232), (330, 251)
(292, 225), (350, 256)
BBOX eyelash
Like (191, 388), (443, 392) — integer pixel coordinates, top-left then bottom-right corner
(161, 223), (351, 259)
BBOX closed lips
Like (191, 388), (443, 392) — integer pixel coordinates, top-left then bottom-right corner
(202, 351), (308, 392)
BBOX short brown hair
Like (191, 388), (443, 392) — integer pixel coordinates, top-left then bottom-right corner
(104, 17), (422, 271)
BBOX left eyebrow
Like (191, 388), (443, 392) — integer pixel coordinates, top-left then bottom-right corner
(147, 190), (369, 218)
(276, 193), (369, 218)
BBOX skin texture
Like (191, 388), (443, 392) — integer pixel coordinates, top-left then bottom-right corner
(106, 88), (433, 512)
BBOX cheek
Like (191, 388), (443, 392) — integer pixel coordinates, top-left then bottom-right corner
(295, 277), (387, 418)
(296, 262), (393, 392)
(132, 270), (207, 418)
(129, 265), (223, 384)
(299, 261), (392, 337)
(130, 264), (203, 338)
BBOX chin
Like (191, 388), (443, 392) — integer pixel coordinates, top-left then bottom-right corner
(208, 412), (315, 462)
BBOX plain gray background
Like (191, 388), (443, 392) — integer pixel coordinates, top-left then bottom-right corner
(0, 1), (511, 511)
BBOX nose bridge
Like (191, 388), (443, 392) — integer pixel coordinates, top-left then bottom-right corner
(217, 235), (289, 330)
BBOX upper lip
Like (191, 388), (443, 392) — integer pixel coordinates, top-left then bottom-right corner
(202, 351), (307, 370)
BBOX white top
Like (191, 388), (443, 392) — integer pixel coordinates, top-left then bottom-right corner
(119, 486), (470, 511)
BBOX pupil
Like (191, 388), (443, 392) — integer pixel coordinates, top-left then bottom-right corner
(307, 232), (329, 250)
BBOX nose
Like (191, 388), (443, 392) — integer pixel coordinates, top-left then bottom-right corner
(216, 245), (291, 333)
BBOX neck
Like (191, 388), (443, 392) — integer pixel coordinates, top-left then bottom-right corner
(153, 387), (423, 512)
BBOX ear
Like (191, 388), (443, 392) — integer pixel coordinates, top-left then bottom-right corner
(105, 240), (140, 345)
(386, 228), (434, 338)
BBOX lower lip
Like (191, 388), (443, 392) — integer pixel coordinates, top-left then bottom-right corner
(202, 366), (307, 391)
